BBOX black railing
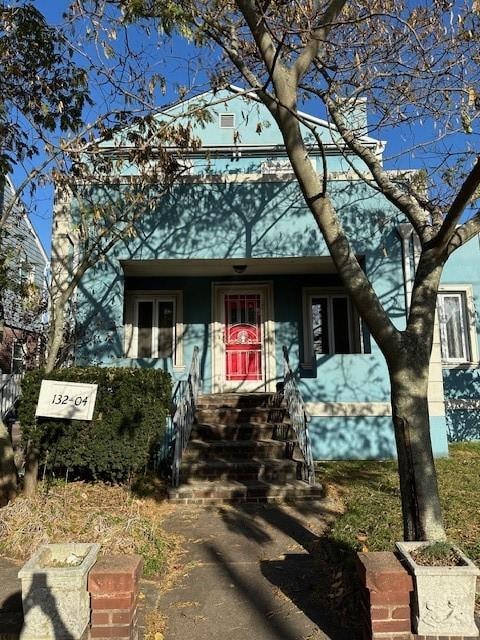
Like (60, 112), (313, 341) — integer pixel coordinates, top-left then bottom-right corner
(171, 346), (200, 487)
(0, 374), (22, 421)
(282, 346), (315, 485)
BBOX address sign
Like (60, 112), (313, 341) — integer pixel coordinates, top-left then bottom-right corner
(36, 380), (98, 421)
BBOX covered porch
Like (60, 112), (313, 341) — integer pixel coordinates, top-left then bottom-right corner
(120, 255), (369, 395)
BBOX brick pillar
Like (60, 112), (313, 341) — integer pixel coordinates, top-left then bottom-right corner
(357, 551), (413, 640)
(88, 554), (143, 640)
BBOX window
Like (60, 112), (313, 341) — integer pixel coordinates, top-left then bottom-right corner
(11, 342), (24, 374)
(438, 286), (478, 364)
(124, 292), (183, 366)
(303, 288), (363, 362)
(219, 113), (235, 128)
(19, 261), (35, 286)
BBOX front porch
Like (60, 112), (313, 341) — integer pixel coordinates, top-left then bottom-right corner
(120, 255), (370, 396)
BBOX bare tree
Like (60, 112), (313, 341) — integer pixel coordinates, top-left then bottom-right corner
(79, 0), (480, 541)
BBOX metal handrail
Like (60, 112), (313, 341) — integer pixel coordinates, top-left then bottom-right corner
(171, 346), (200, 487)
(282, 346), (315, 485)
(0, 374), (22, 420)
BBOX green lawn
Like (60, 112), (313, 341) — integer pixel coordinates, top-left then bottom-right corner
(311, 442), (480, 635)
(317, 441), (480, 564)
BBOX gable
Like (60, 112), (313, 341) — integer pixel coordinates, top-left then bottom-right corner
(98, 86), (380, 154)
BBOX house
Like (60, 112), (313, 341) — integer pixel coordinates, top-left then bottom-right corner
(52, 87), (480, 466)
(0, 176), (48, 375)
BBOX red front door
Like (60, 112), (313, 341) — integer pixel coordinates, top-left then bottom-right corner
(224, 293), (262, 382)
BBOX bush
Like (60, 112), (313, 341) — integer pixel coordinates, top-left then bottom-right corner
(18, 367), (171, 482)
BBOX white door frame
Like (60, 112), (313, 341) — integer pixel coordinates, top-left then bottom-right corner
(211, 282), (276, 393)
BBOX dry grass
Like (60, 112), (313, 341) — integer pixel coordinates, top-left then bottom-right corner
(0, 480), (180, 577)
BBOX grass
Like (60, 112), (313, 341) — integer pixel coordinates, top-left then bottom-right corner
(317, 442), (480, 565)
(0, 479), (180, 578)
(311, 442), (480, 636)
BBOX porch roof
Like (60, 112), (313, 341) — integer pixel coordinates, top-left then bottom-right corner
(121, 256), (337, 277)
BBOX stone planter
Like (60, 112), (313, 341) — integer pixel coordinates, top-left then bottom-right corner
(396, 540), (479, 637)
(18, 542), (100, 640)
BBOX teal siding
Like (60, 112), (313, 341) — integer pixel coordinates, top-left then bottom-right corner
(309, 415), (448, 460)
(440, 236), (480, 442)
(71, 88), (465, 460)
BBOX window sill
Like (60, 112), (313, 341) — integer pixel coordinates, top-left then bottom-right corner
(441, 361), (480, 370)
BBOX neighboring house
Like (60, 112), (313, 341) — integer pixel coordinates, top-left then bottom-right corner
(0, 176), (48, 374)
(52, 86), (480, 460)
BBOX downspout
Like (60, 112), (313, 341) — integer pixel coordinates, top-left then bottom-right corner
(396, 223), (414, 316)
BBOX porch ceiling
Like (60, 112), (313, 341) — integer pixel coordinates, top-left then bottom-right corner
(121, 256), (336, 277)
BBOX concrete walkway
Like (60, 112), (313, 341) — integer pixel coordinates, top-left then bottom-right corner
(0, 492), (354, 640)
(156, 495), (355, 640)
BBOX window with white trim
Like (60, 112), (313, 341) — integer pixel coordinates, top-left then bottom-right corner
(124, 292), (183, 366)
(438, 287), (478, 364)
(303, 288), (364, 361)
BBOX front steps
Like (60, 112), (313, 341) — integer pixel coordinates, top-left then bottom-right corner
(168, 392), (322, 505)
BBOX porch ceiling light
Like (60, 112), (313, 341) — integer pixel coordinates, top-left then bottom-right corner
(233, 264), (247, 274)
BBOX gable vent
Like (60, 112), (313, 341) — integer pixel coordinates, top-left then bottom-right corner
(219, 113), (235, 128)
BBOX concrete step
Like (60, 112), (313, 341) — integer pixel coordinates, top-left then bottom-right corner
(179, 458), (302, 483)
(198, 392), (284, 409)
(183, 439), (294, 462)
(195, 406), (287, 425)
(191, 422), (293, 441)
(168, 479), (324, 505)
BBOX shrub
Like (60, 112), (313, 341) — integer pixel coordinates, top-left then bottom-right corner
(18, 367), (171, 482)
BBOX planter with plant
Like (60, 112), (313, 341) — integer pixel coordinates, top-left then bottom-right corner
(396, 540), (479, 637)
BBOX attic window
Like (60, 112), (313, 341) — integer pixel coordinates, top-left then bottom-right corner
(219, 113), (235, 129)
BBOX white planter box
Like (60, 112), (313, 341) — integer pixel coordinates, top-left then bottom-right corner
(396, 541), (479, 637)
(18, 542), (100, 640)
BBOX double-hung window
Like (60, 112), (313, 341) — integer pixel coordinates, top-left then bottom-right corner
(124, 292), (183, 366)
(438, 286), (478, 365)
(303, 288), (363, 362)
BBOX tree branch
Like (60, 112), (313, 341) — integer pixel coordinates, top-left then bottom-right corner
(324, 91), (432, 242)
(293, 0), (347, 82)
(435, 156), (480, 253)
(446, 211), (480, 258)
(235, 0), (285, 82)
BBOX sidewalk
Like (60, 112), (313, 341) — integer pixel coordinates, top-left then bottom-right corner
(0, 492), (352, 640)
(156, 496), (353, 640)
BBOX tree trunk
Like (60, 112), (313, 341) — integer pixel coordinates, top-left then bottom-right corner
(0, 418), (18, 506)
(45, 296), (67, 373)
(389, 346), (446, 541)
(23, 440), (39, 497)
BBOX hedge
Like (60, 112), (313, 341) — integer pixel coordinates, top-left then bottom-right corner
(18, 367), (171, 482)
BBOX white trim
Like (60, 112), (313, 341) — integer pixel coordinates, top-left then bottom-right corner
(305, 401), (446, 418)
(211, 282), (276, 393)
(219, 112), (236, 129)
(124, 290), (184, 368)
(438, 284), (479, 365)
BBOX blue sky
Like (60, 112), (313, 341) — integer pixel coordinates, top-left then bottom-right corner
(15, 0), (209, 254)
(12, 1), (478, 253)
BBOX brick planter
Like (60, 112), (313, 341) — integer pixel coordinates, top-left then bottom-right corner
(356, 551), (480, 640)
(357, 551), (413, 640)
(88, 555), (142, 640)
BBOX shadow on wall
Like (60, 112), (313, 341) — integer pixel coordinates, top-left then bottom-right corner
(443, 368), (480, 442)
(446, 409), (480, 442)
(69, 175), (405, 367)
(309, 415), (396, 460)
(0, 571), (75, 640)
